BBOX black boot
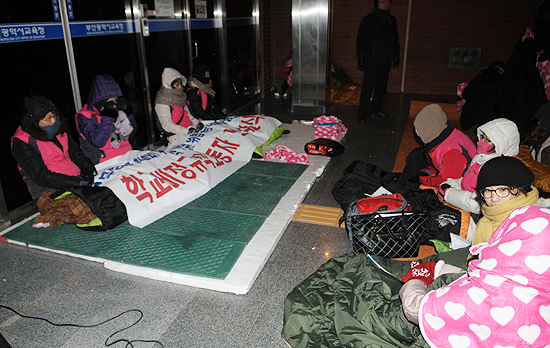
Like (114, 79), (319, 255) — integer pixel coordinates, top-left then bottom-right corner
(358, 111), (367, 123)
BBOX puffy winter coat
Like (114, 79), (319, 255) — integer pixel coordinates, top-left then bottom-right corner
(186, 82), (224, 120)
(154, 67), (198, 144)
(11, 118), (95, 200)
(282, 249), (469, 348)
(419, 123), (476, 188)
(76, 74), (137, 164)
(443, 118), (520, 213)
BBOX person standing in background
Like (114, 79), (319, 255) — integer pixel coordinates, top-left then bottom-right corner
(356, 0), (400, 123)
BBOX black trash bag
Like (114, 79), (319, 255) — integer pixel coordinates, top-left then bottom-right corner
(70, 186), (128, 231)
(331, 160), (418, 212)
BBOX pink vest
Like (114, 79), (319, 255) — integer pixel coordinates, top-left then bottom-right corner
(428, 128), (476, 175)
(78, 106), (132, 163)
(460, 161), (482, 192)
(171, 105), (193, 128)
(12, 127), (81, 176)
(199, 90), (208, 110)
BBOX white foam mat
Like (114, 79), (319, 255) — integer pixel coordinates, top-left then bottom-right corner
(105, 121), (331, 294)
(2, 121), (333, 294)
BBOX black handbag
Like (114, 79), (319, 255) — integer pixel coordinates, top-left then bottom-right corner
(342, 194), (427, 258)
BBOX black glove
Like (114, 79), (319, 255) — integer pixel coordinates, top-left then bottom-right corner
(117, 97), (134, 115)
(188, 126), (197, 134)
(100, 107), (118, 118)
(358, 54), (365, 68)
(196, 122), (205, 131)
(393, 56), (400, 68)
(81, 165), (97, 178)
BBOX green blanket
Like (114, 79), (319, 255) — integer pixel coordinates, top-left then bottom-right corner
(282, 248), (469, 347)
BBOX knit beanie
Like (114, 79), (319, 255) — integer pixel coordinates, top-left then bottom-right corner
(192, 64), (209, 78)
(413, 104), (448, 144)
(534, 100), (550, 130)
(21, 96), (58, 128)
(476, 156), (534, 191)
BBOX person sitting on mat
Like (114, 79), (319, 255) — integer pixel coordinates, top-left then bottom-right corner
(186, 64), (226, 120)
(400, 204), (550, 347)
(155, 67), (203, 145)
(76, 74), (137, 164)
(437, 118), (520, 215)
(283, 156), (542, 347)
(409, 103), (477, 188)
(470, 155), (539, 246)
(11, 96), (99, 228)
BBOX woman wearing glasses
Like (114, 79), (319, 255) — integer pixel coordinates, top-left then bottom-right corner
(11, 96), (100, 228)
(472, 155), (539, 245)
(12, 96), (96, 201)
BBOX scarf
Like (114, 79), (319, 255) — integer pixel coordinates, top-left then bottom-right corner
(155, 86), (187, 107)
(188, 78), (216, 97)
(40, 117), (61, 139)
(472, 186), (539, 245)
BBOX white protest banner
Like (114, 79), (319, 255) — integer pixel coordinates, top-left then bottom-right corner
(94, 115), (282, 227)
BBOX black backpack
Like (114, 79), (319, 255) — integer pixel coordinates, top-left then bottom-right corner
(331, 160), (418, 212)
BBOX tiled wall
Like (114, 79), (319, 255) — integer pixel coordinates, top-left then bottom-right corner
(262, 0), (538, 95)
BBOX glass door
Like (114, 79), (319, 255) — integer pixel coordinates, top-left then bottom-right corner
(68, 0), (153, 148)
(0, 1), (77, 223)
(0, 0), (261, 228)
(226, 0), (260, 109)
(187, 0), (227, 113)
(139, 0), (191, 143)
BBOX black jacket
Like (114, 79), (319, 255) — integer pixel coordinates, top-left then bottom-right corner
(488, 36), (547, 141)
(186, 86), (224, 120)
(356, 8), (400, 68)
(11, 117), (96, 200)
(460, 67), (505, 130)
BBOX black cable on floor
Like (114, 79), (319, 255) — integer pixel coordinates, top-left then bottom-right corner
(0, 305), (164, 348)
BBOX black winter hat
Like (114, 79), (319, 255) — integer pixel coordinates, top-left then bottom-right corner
(21, 96), (58, 128)
(192, 64), (209, 78)
(477, 156), (534, 191)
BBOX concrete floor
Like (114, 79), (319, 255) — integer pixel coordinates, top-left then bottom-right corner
(0, 92), (456, 348)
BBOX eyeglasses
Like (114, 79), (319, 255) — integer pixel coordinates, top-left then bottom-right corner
(479, 187), (515, 198)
